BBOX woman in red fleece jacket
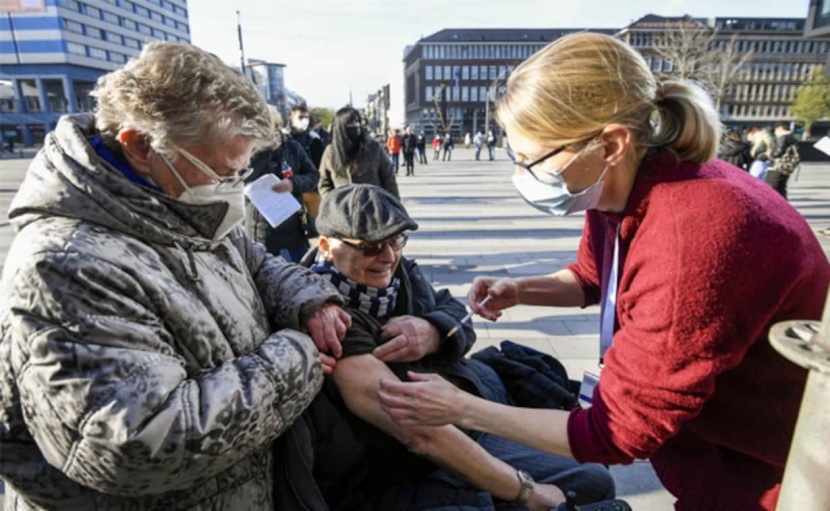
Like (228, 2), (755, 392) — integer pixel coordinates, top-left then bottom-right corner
(377, 32), (830, 511)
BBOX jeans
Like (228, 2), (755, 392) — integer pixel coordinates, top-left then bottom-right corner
(390, 153), (400, 173)
(443, 147), (452, 161)
(475, 146), (482, 160)
(418, 148), (428, 164)
(488, 145), (495, 160)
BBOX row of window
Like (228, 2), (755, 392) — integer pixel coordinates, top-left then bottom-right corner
(420, 107), (466, 120)
(629, 33), (828, 55)
(59, 0), (189, 33)
(422, 43), (545, 61)
(424, 64), (516, 83)
(733, 83), (802, 103)
(62, 17), (185, 44)
(726, 103), (792, 119)
(642, 57), (818, 82)
(66, 41), (129, 62)
(425, 85), (506, 103)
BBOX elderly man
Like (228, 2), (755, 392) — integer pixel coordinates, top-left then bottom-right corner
(302, 184), (615, 510)
(0, 42), (350, 510)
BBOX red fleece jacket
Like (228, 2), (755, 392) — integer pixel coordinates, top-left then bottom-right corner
(565, 151), (829, 511)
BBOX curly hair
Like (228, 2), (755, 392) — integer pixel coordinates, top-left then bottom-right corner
(92, 42), (273, 158)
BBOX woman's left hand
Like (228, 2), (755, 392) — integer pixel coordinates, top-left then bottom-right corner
(378, 371), (466, 427)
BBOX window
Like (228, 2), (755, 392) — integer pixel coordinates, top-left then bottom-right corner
(443, 66), (450, 81)
(88, 47), (108, 60)
(498, 66), (506, 79)
(479, 86), (487, 101)
(123, 36), (139, 49)
(489, 66), (496, 81)
(471, 65), (478, 80)
(150, 10), (163, 22)
(462, 66), (469, 80)
(164, 16), (176, 27)
(462, 86), (469, 102)
(135, 5), (149, 17)
(663, 59), (672, 72)
(652, 57), (661, 72)
(110, 51), (126, 63)
(435, 65), (442, 80)
(138, 23), (152, 35)
(425, 65), (433, 80)
(105, 31), (122, 43)
(59, 0), (79, 10)
(103, 10), (119, 24)
(452, 86), (459, 101)
(452, 66), (460, 82)
(86, 26), (102, 38)
(177, 22), (189, 33)
(86, 5), (101, 18)
(119, 0), (133, 10)
(122, 18), (136, 30)
(66, 41), (86, 55)
(471, 86), (478, 102)
(480, 65), (487, 80)
(426, 86), (433, 102)
(64, 19), (83, 33)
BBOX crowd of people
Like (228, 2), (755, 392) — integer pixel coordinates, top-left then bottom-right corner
(0, 35), (827, 511)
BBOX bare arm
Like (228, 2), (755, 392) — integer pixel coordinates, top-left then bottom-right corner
(333, 355), (564, 509)
(379, 372), (573, 459)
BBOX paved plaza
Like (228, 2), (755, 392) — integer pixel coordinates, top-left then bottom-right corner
(2, 147), (830, 509)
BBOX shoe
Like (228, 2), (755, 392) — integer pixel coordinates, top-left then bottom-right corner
(818, 228), (830, 237)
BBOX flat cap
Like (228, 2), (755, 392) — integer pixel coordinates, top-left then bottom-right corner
(316, 184), (418, 242)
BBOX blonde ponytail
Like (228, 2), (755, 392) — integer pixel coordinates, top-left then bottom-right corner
(650, 80), (721, 164)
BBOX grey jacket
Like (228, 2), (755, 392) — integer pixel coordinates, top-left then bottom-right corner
(0, 114), (343, 510)
(318, 139), (399, 199)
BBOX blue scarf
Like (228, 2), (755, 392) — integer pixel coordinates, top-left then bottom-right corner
(311, 253), (399, 321)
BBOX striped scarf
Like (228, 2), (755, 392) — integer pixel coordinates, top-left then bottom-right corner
(311, 253), (399, 321)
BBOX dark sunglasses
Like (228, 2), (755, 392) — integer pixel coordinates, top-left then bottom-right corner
(339, 234), (408, 256)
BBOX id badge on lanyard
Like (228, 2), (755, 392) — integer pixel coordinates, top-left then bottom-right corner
(599, 223), (621, 366)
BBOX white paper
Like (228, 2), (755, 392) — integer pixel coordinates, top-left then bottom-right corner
(814, 136), (830, 157)
(243, 174), (301, 228)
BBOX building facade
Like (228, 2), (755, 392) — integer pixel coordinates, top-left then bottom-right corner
(618, 15), (829, 127)
(245, 58), (287, 117)
(403, 28), (614, 141)
(404, 17), (829, 140)
(1, 0), (191, 147)
(364, 84), (389, 137)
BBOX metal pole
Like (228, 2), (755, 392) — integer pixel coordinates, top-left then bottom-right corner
(769, 285), (830, 510)
(8, 13), (21, 64)
(236, 11), (246, 77)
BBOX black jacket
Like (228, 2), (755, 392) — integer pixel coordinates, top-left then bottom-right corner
(718, 137), (751, 170)
(246, 138), (319, 254)
(402, 133), (418, 154)
(290, 129), (326, 168)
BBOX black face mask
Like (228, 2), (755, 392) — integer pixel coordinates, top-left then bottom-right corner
(346, 126), (362, 144)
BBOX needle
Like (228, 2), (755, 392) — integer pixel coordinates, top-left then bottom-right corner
(445, 296), (492, 339)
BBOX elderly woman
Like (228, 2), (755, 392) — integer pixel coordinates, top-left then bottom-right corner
(318, 107), (399, 198)
(0, 43), (350, 510)
(378, 33), (830, 511)
(302, 184), (615, 510)
(246, 108), (320, 262)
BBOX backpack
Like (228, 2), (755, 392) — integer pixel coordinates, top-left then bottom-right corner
(774, 143), (801, 176)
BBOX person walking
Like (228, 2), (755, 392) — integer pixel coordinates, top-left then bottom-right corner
(318, 106), (399, 198)
(386, 129), (403, 174)
(474, 130), (485, 161)
(442, 133), (454, 161)
(416, 131), (428, 164)
(486, 129), (497, 160)
(401, 125), (418, 176)
(377, 32), (829, 511)
(764, 122), (800, 198)
(464, 131), (472, 149)
(432, 134), (442, 161)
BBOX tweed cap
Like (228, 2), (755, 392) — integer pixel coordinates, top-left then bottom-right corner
(316, 184), (418, 242)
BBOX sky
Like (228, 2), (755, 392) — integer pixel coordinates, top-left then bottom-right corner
(189, 0), (810, 119)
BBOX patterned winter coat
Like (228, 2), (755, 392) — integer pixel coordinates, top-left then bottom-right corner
(0, 114), (343, 510)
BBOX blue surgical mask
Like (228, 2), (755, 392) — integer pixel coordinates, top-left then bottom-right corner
(511, 148), (609, 216)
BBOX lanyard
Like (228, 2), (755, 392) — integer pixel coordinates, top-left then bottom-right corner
(599, 223), (621, 366)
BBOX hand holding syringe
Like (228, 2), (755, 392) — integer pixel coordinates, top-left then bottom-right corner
(445, 296), (492, 339)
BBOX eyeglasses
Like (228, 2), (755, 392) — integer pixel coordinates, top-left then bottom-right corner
(506, 135), (599, 185)
(171, 143), (253, 187)
(338, 234), (408, 256)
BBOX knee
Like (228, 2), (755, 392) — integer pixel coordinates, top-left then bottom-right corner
(568, 463), (616, 504)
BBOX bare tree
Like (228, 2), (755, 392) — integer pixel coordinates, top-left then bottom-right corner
(651, 18), (753, 112)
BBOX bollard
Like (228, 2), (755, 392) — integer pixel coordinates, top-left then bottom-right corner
(769, 290), (830, 511)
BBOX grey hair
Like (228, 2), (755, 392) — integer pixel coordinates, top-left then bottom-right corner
(92, 42), (273, 158)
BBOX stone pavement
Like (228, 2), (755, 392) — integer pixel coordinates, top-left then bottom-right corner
(2, 148), (830, 509)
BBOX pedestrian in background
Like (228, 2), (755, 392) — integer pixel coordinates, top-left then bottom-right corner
(247, 107), (320, 262)
(717, 128), (751, 170)
(474, 130), (485, 161)
(289, 103), (325, 169)
(386, 128), (403, 174)
(764, 122), (800, 198)
(0, 41), (350, 511)
(748, 126), (773, 180)
(486, 129), (497, 160)
(378, 32), (829, 511)
(416, 131), (428, 164)
(401, 125), (418, 176)
(464, 131), (472, 149)
(318, 106), (399, 198)
(442, 132), (454, 161)
(432, 133), (442, 160)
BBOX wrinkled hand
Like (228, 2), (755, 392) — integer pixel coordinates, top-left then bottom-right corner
(373, 315), (440, 363)
(272, 179), (294, 193)
(303, 303), (351, 374)
(468, 277), (520, 321)
(378, 371), (465, 427)
(527, 483), (567, 511)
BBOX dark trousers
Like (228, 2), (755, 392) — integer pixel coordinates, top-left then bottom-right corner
(403, 151), (415, 175)
(764, 170), (790, 198)
(442, 147), (452, 161)
(418, 147), (428, 164)
(475, 146), (482, 160)
(390, 153), (399, 173)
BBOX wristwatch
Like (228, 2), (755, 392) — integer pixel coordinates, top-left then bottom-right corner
(513, 469), (535, 506)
